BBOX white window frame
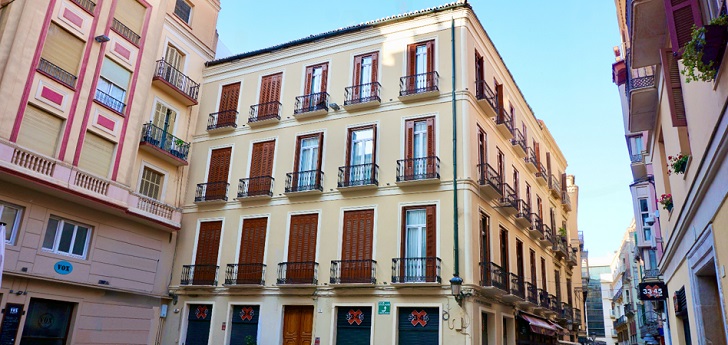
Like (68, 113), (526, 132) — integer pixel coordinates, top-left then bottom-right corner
(42, 216), (92, 259)
(0, 201), (24, 245)
(138, 164), (166, 200)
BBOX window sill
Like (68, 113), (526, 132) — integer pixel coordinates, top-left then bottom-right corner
(39, 248), (88, 262)
(36, 69), (77, 92)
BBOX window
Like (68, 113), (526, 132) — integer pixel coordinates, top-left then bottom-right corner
(139, 167), (163, 199)
(477, 127), (487, 166)
(247, 140), (275, 196)
(286, 214), (318, 283)
(192, 221), (222, 285)
(16, 105), (63, 157)
(294, 133), (323, 190)
(480, 213), (490, 265)
(499, 228), (508, 271)
(0, 201), (23, 244)
(42, 217), (92, 258)
(567, 278), (573, 305)
(644, 228), (652, 241)
(351, 52), (379, 102)
(555, 270), (561, 301)
(540, 258), (547, 291)
(496, 148), (504, 179)
(513, 167), (519, 198)
(256, 73), (283, 120)
(346, 125), (376, 185)
(40, 23), (84, 87)
(406, 40), (435, 92)
(529, 249), (537, 288)
(401, 205), (436, 282)
(639, 198), (652, 241)
(701, 0), (722, 21)
(403, 117), (436, 179)
(77, 132), (115, 178)
(516, 239), (524, 278)
(202, 147), (231, 200)
(537, 196), (543, 220)
(152, 101), (178, 134)
(174, 0), (192, 23)
(526, 183), (532, 210)
(114, 0), (145, 43)
(96, 58), (130, 113)
(630, 135), (644, 158)
(648, 250), (658, 270)
(305, 63), (328, 95)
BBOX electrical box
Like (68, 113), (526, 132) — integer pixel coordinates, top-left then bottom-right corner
(454, 317), (463, 331)
(160, 304), (168, 318)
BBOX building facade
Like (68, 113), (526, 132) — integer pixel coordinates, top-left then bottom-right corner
(612, 0), (728, 344)
(587, 258), (616, 345)
(0, 0), (218, 343)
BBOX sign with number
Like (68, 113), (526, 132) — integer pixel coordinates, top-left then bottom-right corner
(639, 282), (667, 301)
(54, 261), (73, 275)
(378, 301), (391, 315)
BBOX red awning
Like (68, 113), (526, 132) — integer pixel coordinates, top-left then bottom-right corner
(552, 322), (570, 336)
(521, 314), (558, 337)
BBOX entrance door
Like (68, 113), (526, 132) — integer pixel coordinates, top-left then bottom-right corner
(185, 304), (212, 345)
(282, 306), (314, 345)
(206, 147), (231, 200)
(20, 299), (74, 345)
(341, 210), (374, 283)
(248, 140), (275, 195)
(230, 305), (259, 344)
(336, 307), (372, 345)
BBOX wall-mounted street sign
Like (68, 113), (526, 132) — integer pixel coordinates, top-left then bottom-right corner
(638, 282), (667, 301)
(54, 261), (73, 275)
(377, 301), (390, 315)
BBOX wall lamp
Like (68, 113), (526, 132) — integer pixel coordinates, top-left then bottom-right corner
(94, 35), (111, 43)
(449, 275), (472, 306)
(329, 102), (341, 111)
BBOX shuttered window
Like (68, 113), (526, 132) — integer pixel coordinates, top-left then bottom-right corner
(100, 57), (131, 91)
(398, 307), (439, 344)
(139, 167), (163, 199)
(248, 140), (275, 195)
(78, 132), (115, 178)
(195, 221), (222, 265)
(259, 73), (283, 103)
(660, 49), (688, 127)
(406, 40), (435, 75)
(41, 23), (84, 77)
(664, 0), (703, 54)
(152, 101), (177, 133)
(404, 117), (435, 159)
(174, 0), (192, 24)
(207, 147), (231, 183)
(115, 0), (145, 34)
(341, 209), (374, 261)
(239, 218), (267, 264)
(16, 105), (63, 157)
(219, 82), (241, 112)
(304, 63), (329, 94)
(353, 52), (379, 85)
(288, 214), (318, 263)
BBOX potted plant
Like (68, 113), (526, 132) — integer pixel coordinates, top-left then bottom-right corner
(558, 227), (567, 239)
(171, 138), (186, 158)
(667, 154), (690, 175)
(659, 194), (673, 212)
(682, 14), (728, 83)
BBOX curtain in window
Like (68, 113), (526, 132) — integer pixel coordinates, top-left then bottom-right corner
(415, 45), (428, 88)
(359, 56), (372, 98)
(413, 121), (428, 176)
(349, 129), (373, 183)
(298, 138), (319, 188)
(405, 209), (426, 280)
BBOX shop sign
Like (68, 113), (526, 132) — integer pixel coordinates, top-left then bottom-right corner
(54, 260), (73, 275)
(638, 282), (667, 300)
(377, 301), (390, 315)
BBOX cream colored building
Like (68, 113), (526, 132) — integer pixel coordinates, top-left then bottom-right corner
(0, 0), (218, 343)
(164, 2), (584, 344)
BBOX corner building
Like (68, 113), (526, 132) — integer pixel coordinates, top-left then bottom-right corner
(165, 2), (584, 344)
(0, 0), (218, 343)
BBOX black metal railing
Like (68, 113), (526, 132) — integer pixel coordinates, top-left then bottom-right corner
(111, 18), (140, 45)
(400, 71), (439, 96)
(140, 122), (190, 160)
(391, 257), (441, 283)
(181, 265), (219, 286)
(538, 289), (550, 309)
(208, 110), (238, 130)
(525, 147), (538, 167)
(480, 261), (508, 292)
(330, 260), (377, 284)
(515, 200), (531, 222)
(285, 170), (324, 193)
(643, 268), (660, 279)
(526, 282), (538, 304)
(154, 59), (200, 100)
(549, 174), (561, 194)
(536, 163), (548, 181)
(624, 303), (635, 316)
(38, 58), (77, 88)
(531, 214), (543, 233)
(475, 79), (498, 111)
(294, 92), (329, 114)
(499, 182), (518, 208)
(640, 311), (660, 336)
(553, 237), (569, 258)
(567, 246), (578, 265)
(511, 128), (527, 152)
(94, 89), (125, 113)
(549, 295), (561, 314)
(496, 108), (513, 134)
(561, 303), (573, 321)
(238, 176), (274, 198)
(562, 191), (572, 208)
(195, 182), (229, 202)
(338, 163), (379, 188)
(224, 264), (265, 285)
(574, 308), (582, 326)
(249, 101), (281, 123)
(614, 315), (628, 328)
(477, 163), (501, 192)
(71, 0), (96, 13)
(345, 82), (381, 105)
(277, 262), (318, 285)
(396, 156), (440, 181)
(542, 224), (554, 244)
(509, 274), (525, 299)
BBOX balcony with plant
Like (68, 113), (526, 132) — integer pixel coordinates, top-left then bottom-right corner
(682, 14), (728, 83)
(139, 122), (190, 165)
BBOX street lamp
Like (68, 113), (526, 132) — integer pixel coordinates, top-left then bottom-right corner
(449, 275), (464, 306)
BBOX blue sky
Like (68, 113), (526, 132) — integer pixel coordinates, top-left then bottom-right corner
(215, 0), (631, 258)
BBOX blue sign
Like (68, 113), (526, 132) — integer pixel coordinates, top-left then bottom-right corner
(54, 261), (73, 275)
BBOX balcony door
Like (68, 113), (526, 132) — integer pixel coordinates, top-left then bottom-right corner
(341, 209), (374, 283)
(404, 117), (435, 178)
(248, 140), (275, 195)
(304, 63), (327, 110)
(218, 82), (240, 125)
(194, 221), (222, 285)
(259, 72), (282, 118)
(287, 214), (318, 283)
(237, 217), (267, 284)
(206, 147), (231, 199)
(353, 52), (378, 100)
(407, 40), (434, 91)
(401, 205), (436, 282)
(346, 126), (376, 185)
(294, 134), (323, 190)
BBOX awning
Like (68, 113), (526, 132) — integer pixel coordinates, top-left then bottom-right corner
(521, 314), (558, 337)
(552, 322), (570, 336)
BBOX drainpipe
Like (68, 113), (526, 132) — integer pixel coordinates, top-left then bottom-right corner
(451, 18), (460, 279)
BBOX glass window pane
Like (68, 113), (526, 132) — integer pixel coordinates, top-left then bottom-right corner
(43, 218), (60, 249)
(639, 199), (648, 212)
(72, 227), (88, 256)
(1, 205), (21, 241)
(58, 223), (75, 253)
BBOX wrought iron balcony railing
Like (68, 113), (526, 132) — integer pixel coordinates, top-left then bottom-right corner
(94, 89), (125, 113)
(111, 18), (140, 45)
(496, 108), (513, 134)
(509, 273), (525, 299)
(224, 263), (265, 285)
(392, 257), (441, 283)
(549, 295), (561, 314)
(477, 163), (501, 192)
(549, 174), (561, 194)
(574, 308), (582, 326)
(643, 268), (660, 280)
(526, 281), (539, 304)
(238, 176), (274, 198)
(475, 79), (498, 111)
(400, 71), (439, 96)
(561, 303), (573, 322)
(480, 261), (508, 292)
(630, 152), (644, 163)
(277, 262), (319, 285)
(515, 199), (531, 222)
(38, 58), (77, 88)
(498, 182), (518, 208)
(525, 147), (538, 167)
(249, 101), (281, 123)
(330, 260), (377, 284)
(208, 110), (238, 130)
(285, 170), (324, 193)
(180, 264), (219, 286)
(396, 156), (440, 182)
(624, 303), (635, 316)
(294, 92), (329, 115)
(640, 311), (660, 336)
(154, 59), (199, 100)
(338, 163), (379, 188)
(140, 122), (190, 161)
(536, 163), (548, 181)
(542, 224), (554, 244)
(71, 0), (96, 13)
(538, 288), (550, 309)
(345, 82), (381, 106)
(195, 182), (229, 202)
(562, 191), (572, 208)
(511, 128), (527, 152)
(531, 214), (544, 233)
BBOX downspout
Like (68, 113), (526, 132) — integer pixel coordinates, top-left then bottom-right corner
(451, 18), (460, 279)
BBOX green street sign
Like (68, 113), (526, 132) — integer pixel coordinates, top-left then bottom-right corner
(377, 301), (390, 315)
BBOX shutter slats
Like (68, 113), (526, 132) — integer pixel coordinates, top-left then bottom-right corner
(219, 82), (240, 112)
(42, 23), (84, 76)
(664, 0), (703, 54)
(660, 48), (688, 126)
(78, 132), (115, 178)
(196, 221), (222, 265)
(115, 0), (145, 34)
(207, 147), (231, 183)
(17, 106), (63, 157)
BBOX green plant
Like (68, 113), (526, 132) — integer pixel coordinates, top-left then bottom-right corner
(174, 138), (185, 147)
(681, 15), (728, 82)
(667, 154), (689, 175)
(558, 227), (567, 238)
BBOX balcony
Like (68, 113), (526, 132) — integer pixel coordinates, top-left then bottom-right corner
(549, 295), (561, 314)
(538, 289), (552, 312)
(337, 163), (378, 190)
(626, 65), (658, 132)
(152, 59), (199, 106)
(510, 128), (527, 157)
(614, 315), (628, 329)
(535, 163), (548, 185)
(330, 260), (377, 284)
(294, 92), (329, 118)
(479, 261), (508, 295)
(643, 268), (661, 280)
(391, 257), (441, 284)
(630, 151), (647, 180)
(561, 191), (572, 211)
(111, 18), (140, 46)
(539, 224), (554, 247)
(396, 157), (440, 185)
(624, 303), (635, 317)
(639, 311), (660, 336)
(194, 182), (229, 203)
(224, 264), (265, 286)
(237, 176), (274, 199)
(560, 303), (573, 322)
(549, 175), (561, 198)
(496, 183), (518, 215)
(248, 101), (281, 126)
(70, 0), (96, 14)
(94, 89), (125, 114)
(529, 214), (544, 239)
(495, 108), (514, 139)
(567, 245), (578, 267)
(513, 201), (531, 228)
(573, 308), (582, 328)
(37, 58), (77, 89)
(627, 0), (666, 68)
(524, 147), (538, 173)
(553, 237), (569, 260)
(127, 192), (182, 228)
(475, 80), (498, 116)
(525, 281), (539, 305)
(477, 163), (502, 199)
(285, 170), (324, 195)
(502, 273), (526, 303)
(344, 82), (381, 110)
(139, 123), (189, 165)
(180, 265), (219, 286)
(399, 71), (439, 101)
(277, 262), (319, 285)
(207, 110), (238, 132)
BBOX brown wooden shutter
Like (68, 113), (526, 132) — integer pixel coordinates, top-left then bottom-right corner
(341, 210), (374, 283)
(561, 173), (567, 192)
(196, 221), (222, 265)
(219, 82), (240, 112)
(239, 217), (267, 264)
(660, 49), (688, 126)
(304, 65), (313, 94)
(207, 147), (231, 182)
(259, 75), (271, 104)
(530, 250), (537, 287)
(534, 141), (541, 164)
(540, 258), (547, 290)
(426, 117), (436, 157)
(42, 23), (84, 76)
(371, 124), (378, 171)
(260, 72), (282, 103)
(288, 214), (318, 283)
(371, 52), (379, 83)
(115, 0), (146, 35)
(352, 55), (363, 85)
(407, 44), (417, 75)
(426, 40), (435, 72)
(248, 140), (275, 195)
(404, 120), (415, 177)
(495, 83), (504, 122)
(546, 152), (552, 174)
(664, 0), (703, 54)
(425, 205), (437, 280)
(516, 240), (524, 278)
(320, 63), (328, 94)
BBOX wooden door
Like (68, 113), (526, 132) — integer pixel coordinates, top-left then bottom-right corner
(248, 140), (275, 195)
(282, 306), (314, 345)
(259, 73), (282, 119)
(206, 147), (231, 200)
(287, 214), (318, 283)
(194, 221), (222, 285)
(341, 210), (374, 283)
(237, 217), (267, 284)
(218, 82), (240, 125)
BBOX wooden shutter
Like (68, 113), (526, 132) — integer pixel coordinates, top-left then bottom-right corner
(304, 65), (313, 95)
(341, 210), (374, 261)
(78, 132), (115, 178)
(426, 117), (436, 157)
(115, 0), (146, 34)
(530, 250), (537, 287)
(259, 72), (282, 103)
(239, 218), (267, 264)
(660, 49), (688, 126)
(207, 147), (231, 183)
(42, 23), (84, 76)
(495, 83), (504, 122)
(195, 221), (222, 265)
(516, 240), (524, 278)
(248, 140), (275, 195)
(546, 152), (552, 174)
(426, 40), (435, 72)
(352, 55), (363, 86)
(371, 52), (379, 83)
(500, 228), (508, 269)
(664, 0), (703, 54)
(407, 44), (417, 75)
(219, 82), (240, 112)
(17, 105), (62, 157)
(316, 132), (324, 173)
(288, 214), (318, 262)
(534, 141), (541, 164)
(425, 205), (437, 280)
(320, 63), (328, 93)
(540, 258), (547, 291)
(561, 173), (567, 192)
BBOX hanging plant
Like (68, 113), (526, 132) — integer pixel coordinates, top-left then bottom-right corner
(659, 194), (673, 212)
(667, 154), (690, 175)
(681, 15), (728, 83)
